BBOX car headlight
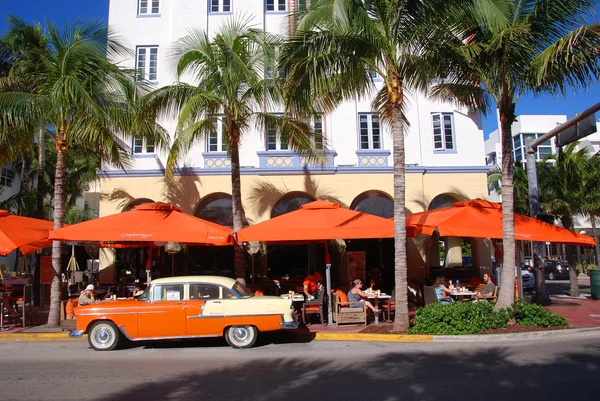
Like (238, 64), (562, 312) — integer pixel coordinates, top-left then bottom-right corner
(557, 266), (563, 271)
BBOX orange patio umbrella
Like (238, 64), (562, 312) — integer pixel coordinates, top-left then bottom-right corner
(406, 199), (595, 247)
(235, 200), (415, 243)
(0, 210), (54, 256)
(235, 200), (415, 326)
(49, 202), (233, 246)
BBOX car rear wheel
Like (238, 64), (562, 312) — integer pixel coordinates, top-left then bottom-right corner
(225, 325), (258, 349)
(549, 272), (555, 280)
(88, 321), (120, 351)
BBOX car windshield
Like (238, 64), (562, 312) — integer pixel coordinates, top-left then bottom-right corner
(137, 287), (151, 302)
(232, 281), (254, 298)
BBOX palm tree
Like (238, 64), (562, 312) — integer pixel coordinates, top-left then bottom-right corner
(538, 142), (594, 296)
(141, 18), (321, 279)
(430, 0), (600, 309)
(579, 154), (600, 266)
(281, 0), (473, 331)
(0, 20), (168, 327)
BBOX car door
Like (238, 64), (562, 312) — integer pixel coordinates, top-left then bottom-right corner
(185, 283), (224, 336)
(137, 283), (186, 338)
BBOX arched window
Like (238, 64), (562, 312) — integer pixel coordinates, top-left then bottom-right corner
(350, 191), (393, 218)
(271, 192), (315, 218)
(122, 198), (154, 212)
(428, 193), (462, 210)
(194, 193), (247, 228)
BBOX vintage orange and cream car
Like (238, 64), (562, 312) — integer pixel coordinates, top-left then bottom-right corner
(71, 276), (297, 350)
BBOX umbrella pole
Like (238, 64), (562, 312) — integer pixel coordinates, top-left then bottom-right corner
(171, 253), (175, 277)
(146, 243), (153, 285)
(325, 241), (334, 326)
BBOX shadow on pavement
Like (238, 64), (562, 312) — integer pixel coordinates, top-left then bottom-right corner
(99, 343), (600, 401)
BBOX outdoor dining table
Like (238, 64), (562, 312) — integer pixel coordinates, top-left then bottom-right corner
(450, 290), (476, 301)
(364, 292), (391, 324)
(279, 294), (305, 302)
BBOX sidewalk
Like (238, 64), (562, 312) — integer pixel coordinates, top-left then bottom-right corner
(546, 296), (600, 328)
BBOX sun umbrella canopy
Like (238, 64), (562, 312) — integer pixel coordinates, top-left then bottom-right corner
(235, 200), (413, 243)
(0, 210), (54, 256)
(406, 199), (595, 246)
(49, 202), (233, 246)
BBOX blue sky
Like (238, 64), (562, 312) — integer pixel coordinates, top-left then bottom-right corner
(2, 0), (598, 139)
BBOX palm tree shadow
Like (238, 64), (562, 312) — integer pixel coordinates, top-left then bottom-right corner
(246, 170), (345, 221)
(101, 188), (136, 211)
(163, 176), (202, 213)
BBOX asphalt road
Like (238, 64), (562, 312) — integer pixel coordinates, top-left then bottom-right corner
(1, 333), (600, 401)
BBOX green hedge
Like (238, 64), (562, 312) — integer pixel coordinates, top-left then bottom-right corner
(408, 301), (509, 335)
(509, 299), (569, 327)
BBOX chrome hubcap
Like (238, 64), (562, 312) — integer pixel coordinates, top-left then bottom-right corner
(94, 326), (113, 346)
(232, 327), (249, 343)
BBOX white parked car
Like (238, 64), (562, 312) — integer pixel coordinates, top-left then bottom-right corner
(520, 264), (536, 291)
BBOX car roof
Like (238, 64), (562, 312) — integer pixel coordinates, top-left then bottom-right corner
(150, 275), (238, 287)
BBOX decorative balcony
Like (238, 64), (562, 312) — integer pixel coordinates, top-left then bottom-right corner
(256, 150), (337, 170)
(356, 149), (391, 167)
(202, 152), (231, 169)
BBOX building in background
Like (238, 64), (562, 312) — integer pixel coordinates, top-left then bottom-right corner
(98, 0), (492, 283)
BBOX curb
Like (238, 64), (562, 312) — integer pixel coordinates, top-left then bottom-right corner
(1, 327), (599, 344)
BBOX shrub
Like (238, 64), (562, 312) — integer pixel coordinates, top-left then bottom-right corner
(408, 301), (508, 335)
(509, 299), (569, 327)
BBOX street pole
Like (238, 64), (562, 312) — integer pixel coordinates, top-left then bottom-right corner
(526, 138), (551, 305)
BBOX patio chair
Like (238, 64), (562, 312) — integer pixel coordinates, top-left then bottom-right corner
(331, 290), (366, 326)
(302, 287), (325, 325)
(381, 290), (395, 321)
(423, 286), (453, 305)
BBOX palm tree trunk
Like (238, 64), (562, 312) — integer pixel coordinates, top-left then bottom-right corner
(592, 215), (600, 265)
(37, 126), (45, 219)
(561, 216), (580, 297)
(47, 140), (66, 327)
(34, 126), (45, 306)
(230, 134), (246, 281)
(496, 105), (516, 310)
(391, 104), (409, 332)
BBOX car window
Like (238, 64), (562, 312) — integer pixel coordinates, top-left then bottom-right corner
(152, 284), (184, 301)
(189, 284), (220, 300)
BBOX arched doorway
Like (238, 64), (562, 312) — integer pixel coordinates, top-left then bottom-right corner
(194, 192), (248, 227)
(271, 192), (315, 218)
(350, 190), (393, 218)
(428, 193), (465, 271)
(428, 193), (462, 210)
(268, 192), (321, 281)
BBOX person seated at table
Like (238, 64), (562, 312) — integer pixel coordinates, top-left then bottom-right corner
(303, 270), (322, 301)
(348, 278), (380, 313)
(433, 276), (454, 304)
(474, 273), (496, 299)
(78, 284), (96, 306)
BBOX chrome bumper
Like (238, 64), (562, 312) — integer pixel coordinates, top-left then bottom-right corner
(69, 330), (84, 338)
(280, 321), (298, 329)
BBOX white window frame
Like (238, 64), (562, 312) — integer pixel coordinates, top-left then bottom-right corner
(266, 115), (289, 151)
(358, 113), (382, 150)
(133, 137), (155, 155)
(432, 112), (455, 152)
(0, 167), (13, 187)
(209, 0), (232, 13)
(136, 46), (158, 82)
(138, 0), (160, 15)
(207, 117), (227, 152)
(266, 0), (287, 12)
(303, 114), (325, 149)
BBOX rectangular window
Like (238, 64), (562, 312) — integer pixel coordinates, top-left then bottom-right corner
(0, 168), (13, 187)
(266, 0), (286, 12)
(432, 112), (455, 151)
(136, 46), (158, 81)
(133, 137), (155, 154)
(138, 0), (160, 15)
(358, 114), (381, 150)
(210, 0), (231, 13)
(313, 114), (324, 149)
(207, 117), (227, 152)
(266, 116), (288, 150)
(152, 284), (184, 301)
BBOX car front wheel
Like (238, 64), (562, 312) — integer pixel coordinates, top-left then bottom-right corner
(88, 321), (120, 351)
(225, 325), (258, 349)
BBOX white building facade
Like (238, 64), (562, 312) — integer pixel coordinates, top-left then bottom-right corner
(99, 0), (491, 283)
